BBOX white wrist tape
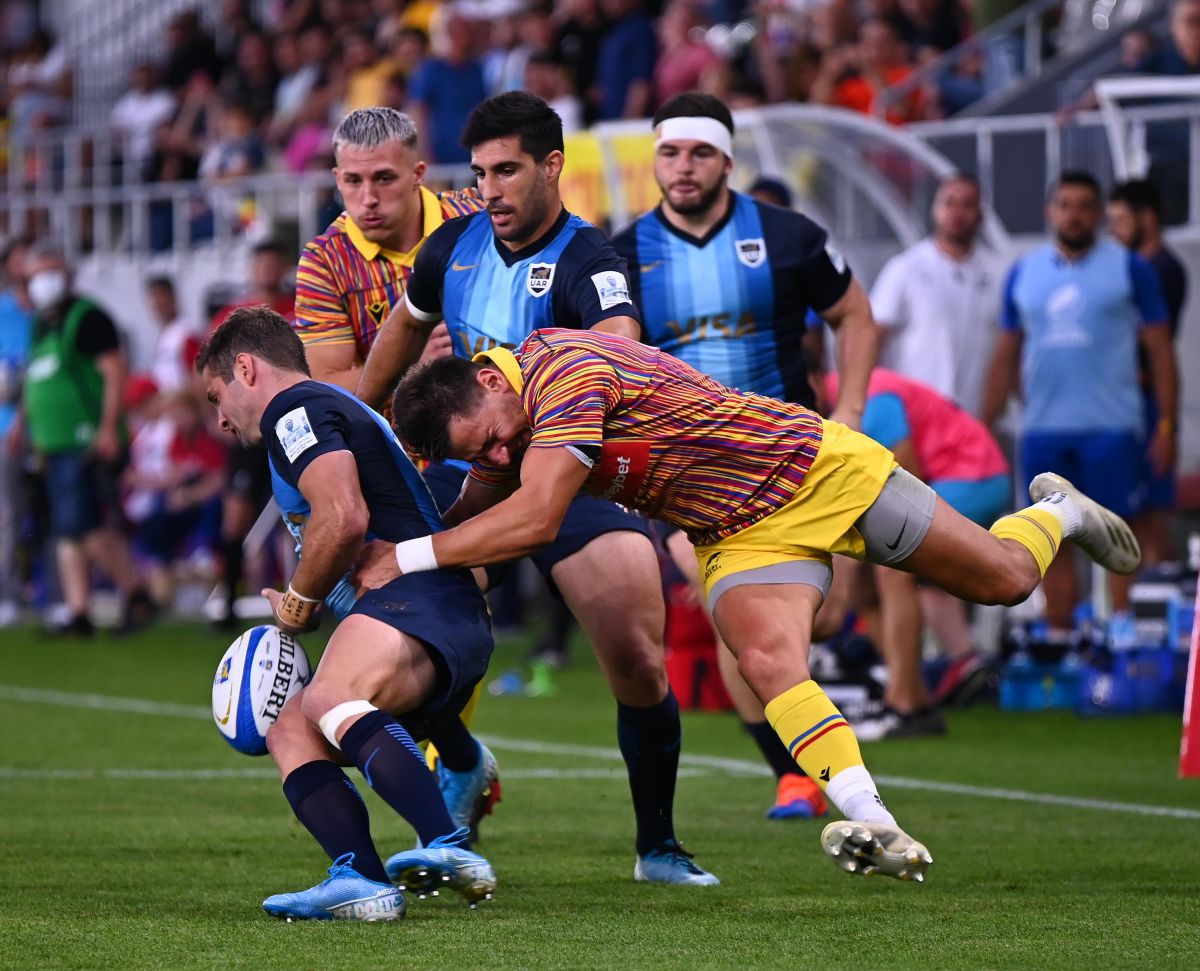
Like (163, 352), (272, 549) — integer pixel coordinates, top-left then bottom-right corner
(287, 584), (320, 603)
(654, 115), (733, 156)
(318, 700), (377, 749)
(395, 535), (438, 574)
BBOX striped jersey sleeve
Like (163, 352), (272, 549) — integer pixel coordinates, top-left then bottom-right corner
(294, 224), (356, 347)
(524, 346), (622, 460)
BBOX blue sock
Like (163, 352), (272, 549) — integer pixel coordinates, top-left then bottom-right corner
(339, 709), (458, 848)
(617, 689), (681, 856)
(282, 760), (389, 883)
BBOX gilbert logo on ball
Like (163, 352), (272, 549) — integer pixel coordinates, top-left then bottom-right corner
(212, 625), (312, 756)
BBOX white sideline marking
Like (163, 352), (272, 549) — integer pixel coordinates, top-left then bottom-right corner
(0, 766), (703, 782)
(3, 684), (1198, 821)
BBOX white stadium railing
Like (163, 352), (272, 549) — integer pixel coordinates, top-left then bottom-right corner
(1, 100), (1196, 268)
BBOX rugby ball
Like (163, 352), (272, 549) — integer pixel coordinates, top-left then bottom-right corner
(212, 625), (312, 756)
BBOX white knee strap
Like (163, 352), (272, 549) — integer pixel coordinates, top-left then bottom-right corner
(318, 700), (377, 749)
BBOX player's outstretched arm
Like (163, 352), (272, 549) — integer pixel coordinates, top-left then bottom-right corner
(305, 341), (363, 393)
(981, 329), (1022, 430)
(441, 475), (516, 528)
(349, 447), (590, 595)
(264, 451), (369, 632)
(1140, 323), (1179, 476)
(355, 299), (438, 409)
(428, 448), (588, 567)
(588, 314), (641, 341)
(818, 279), (878, 431)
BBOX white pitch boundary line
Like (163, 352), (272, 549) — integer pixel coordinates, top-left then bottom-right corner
(3, 684), (1199, 821)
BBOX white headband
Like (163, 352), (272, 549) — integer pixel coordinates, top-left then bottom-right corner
(654, 116), (733, 157)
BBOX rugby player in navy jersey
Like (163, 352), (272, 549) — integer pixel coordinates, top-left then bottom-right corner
(356, 91), (718, 886)
(612, 92), (881, 823)
(197, 308), (496, 919)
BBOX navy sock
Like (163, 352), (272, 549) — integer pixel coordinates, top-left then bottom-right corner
(617, 690), (681, 856)
(427, 716), (480, 773)
(339, 709), (458, 848)
(744, 719), (804, 780)
(282, 760), (389, 883)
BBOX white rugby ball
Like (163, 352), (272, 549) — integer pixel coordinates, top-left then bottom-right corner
(212, 625), (312, 756)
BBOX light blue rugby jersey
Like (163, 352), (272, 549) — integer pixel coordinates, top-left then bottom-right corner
(404, 207), (639, 358)
(612, 191), (852, 406)
(1001, 238), (1168, 433)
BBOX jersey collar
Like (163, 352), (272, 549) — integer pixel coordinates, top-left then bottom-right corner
(473, 346), (525, 394)
(344, 186), (446, 266)
(652, 189), (737, 248)
(493, 207), (570, 266)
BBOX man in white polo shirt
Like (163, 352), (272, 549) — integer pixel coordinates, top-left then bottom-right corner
(870, 173), (1005, 418)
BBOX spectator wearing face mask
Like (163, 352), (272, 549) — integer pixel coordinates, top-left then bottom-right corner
(19, 243), (157, 636)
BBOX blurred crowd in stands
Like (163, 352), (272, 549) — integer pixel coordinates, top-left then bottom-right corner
(0, 0), (1089, 168)
(0, 0), (1195, 645)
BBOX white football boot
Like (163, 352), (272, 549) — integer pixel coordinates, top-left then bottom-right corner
(1028, 472), (1141, 575)
(820, 820), (933, 882)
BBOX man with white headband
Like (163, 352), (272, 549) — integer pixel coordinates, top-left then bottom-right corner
(613, 91), (881, 825)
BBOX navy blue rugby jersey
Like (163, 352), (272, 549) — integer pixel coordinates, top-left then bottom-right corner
(261, 380), (472, 619)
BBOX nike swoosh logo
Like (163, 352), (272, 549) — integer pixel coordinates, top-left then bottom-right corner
(640, 261), (663, 273)
(451, 261), (479, 271)
(217, 692), (233, 726)
(884, 513), (909, 552)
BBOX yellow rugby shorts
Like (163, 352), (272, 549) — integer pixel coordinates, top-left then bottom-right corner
(693, 419), (896, 605)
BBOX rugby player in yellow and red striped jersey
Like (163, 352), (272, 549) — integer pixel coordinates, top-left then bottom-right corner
(293, 106), (499, 839)
(294, 107), (483, 391)
(367, 327), (1144, 885)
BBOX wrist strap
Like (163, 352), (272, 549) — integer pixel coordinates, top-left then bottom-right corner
(277, 585), (319, 628)
(395, 535), (438, 574)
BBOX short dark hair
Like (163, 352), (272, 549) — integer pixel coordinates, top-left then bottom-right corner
(144, 274), (175, 294)
(460, 91), (563, 162)
(0, 234), (33, 268)
(1051, 171), (1102, 200)
(196, 305), (310, 381)
(748, 176), (792, 208)
(1109, 179), (1163, 218)
(652, 91), (734, 134)
(937, 171), (981, 195)
(391, 356), (486, 461)
(251, 239), (288, 258)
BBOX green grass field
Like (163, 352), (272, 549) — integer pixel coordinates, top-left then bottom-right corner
(2, 622), (1199, 970)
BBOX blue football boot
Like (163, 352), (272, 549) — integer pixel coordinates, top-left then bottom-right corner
(437, 742), (501, 842)
(262, 853), (406, 921)
(385, 827), (497, 906)
(634, 841), (720, 886)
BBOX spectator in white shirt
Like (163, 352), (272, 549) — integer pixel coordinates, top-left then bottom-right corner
(870, 173), (1006, 417)
(145, 275), (201, 394)
(110, 64), (177, 181)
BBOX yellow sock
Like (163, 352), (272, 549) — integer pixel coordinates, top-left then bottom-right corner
(990, 506), (1064, 576)
(425, 682), (484, 769)
(764, 680), (861, 790)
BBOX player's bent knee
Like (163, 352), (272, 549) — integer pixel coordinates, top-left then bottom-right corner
(736, 643), (810, 697)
